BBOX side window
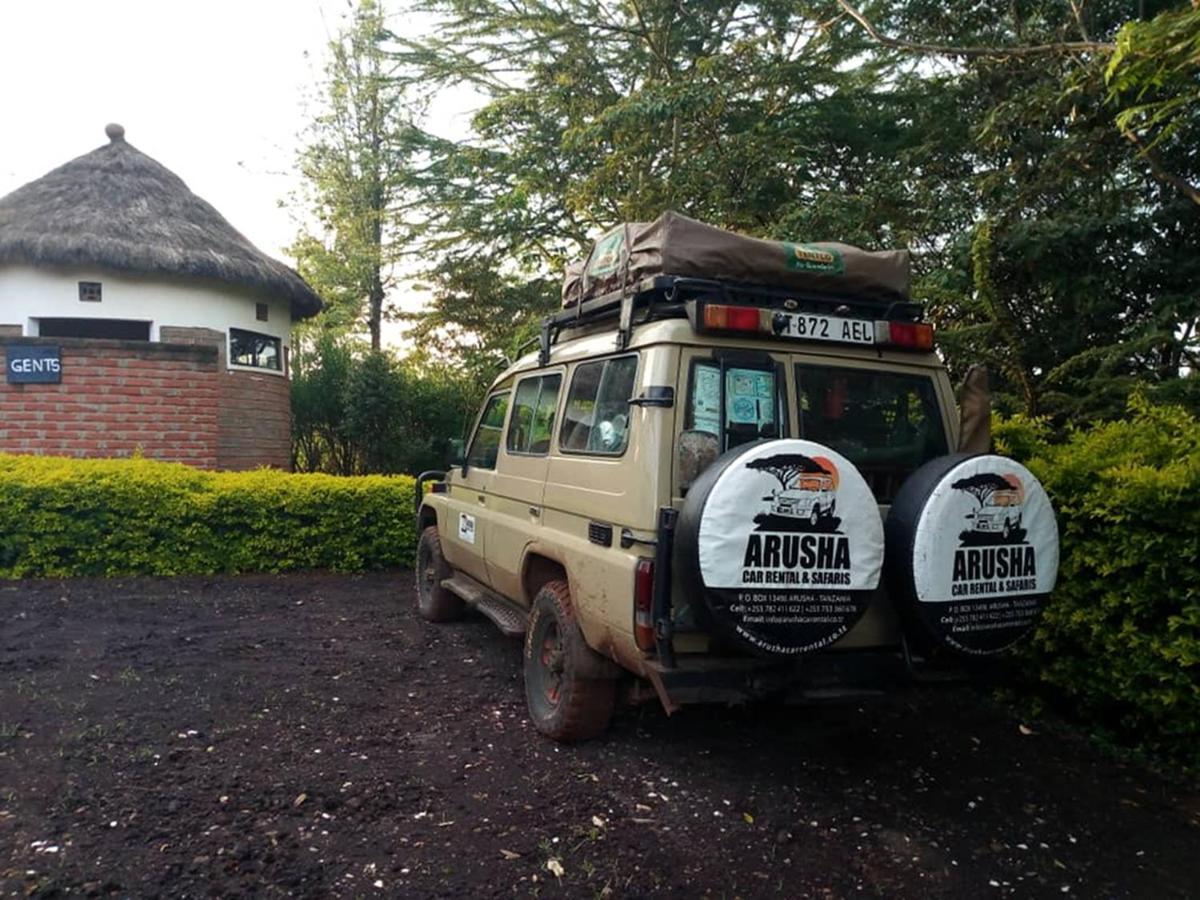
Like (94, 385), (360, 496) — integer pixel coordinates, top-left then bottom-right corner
(686, 359), (782, 451)
(560, 355), (638, 455)
(506, 374), (562, 455)
(467, 391), (510, 469)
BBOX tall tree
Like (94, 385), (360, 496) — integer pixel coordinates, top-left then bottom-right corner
(292, 0), (415, 350)
(392, 0), (1198, 419)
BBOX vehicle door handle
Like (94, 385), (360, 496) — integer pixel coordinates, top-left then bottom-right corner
(529, 506), (540, 517)
(477, 494), (486, 504)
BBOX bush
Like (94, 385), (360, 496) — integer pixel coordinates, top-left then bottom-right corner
(0, 454), (416, 577)
(1008, 395), (1200, 765)
(292, 336), (481, 476)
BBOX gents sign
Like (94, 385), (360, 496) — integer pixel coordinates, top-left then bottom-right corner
(5, 345), (62, 384)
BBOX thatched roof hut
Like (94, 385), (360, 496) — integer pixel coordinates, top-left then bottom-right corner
(0, 124), (321, 318)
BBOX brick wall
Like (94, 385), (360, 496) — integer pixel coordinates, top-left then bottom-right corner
(157, 326), (292, 470)
(0, 338), (220, 467)
(219, 370), (292, 470)
(0, 325), (21, 338)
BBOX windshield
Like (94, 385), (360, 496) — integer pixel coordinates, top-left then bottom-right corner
(794, 364), (948, 503)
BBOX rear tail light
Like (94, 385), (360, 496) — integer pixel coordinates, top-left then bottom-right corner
(634, 558), (655, 651)
(874, 320), (934, 351)
(701, 303), (770, 334)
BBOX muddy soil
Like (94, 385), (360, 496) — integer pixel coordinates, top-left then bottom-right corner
(1, 574), (1197, 898)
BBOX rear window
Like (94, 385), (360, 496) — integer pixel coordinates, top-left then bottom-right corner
(794, 365), (948, 502)
(686, 359), (784, 451)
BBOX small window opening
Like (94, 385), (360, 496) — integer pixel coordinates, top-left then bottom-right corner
(38, 318), (149, 340)
(256, 303), (269, 322)
(78, 282), (102, 303)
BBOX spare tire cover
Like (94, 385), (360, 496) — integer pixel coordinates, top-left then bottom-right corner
(885, 454), (1059, 656)
(675, 439), (884, 657)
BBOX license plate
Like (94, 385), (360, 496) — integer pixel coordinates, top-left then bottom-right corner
(773, 312), (875, 345)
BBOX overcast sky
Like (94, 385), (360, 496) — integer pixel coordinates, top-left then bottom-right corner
(0, 0), (475, 346)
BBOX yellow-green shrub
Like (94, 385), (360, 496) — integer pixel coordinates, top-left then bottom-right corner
(1004, 396), (1200, 764)
(0, 454), (416, 576)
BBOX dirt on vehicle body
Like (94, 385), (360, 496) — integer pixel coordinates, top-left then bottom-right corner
(417, 212), (1061, 740)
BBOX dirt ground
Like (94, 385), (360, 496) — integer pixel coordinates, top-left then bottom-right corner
(1, 574), (1197, 898)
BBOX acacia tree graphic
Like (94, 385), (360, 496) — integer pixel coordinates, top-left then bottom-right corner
(746, 453), (830, 490)
(950, 472), (1014, 509)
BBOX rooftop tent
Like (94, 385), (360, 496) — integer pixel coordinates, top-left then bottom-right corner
(0, 124), (322, 319)
(562, 211), (910, 308)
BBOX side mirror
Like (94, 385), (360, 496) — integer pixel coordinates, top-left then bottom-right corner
(677, 430), (719, 491)
(447, 438), (466, 468)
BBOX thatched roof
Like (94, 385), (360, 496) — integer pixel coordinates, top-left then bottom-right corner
(0, 124), (322, 319)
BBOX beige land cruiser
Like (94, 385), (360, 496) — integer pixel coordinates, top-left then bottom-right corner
(415, 213), (1060, 741)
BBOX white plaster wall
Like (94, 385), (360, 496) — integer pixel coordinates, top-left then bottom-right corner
(0, 265), (293, 373)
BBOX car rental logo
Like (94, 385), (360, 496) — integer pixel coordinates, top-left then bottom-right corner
(739, 453), (851, 585)
(950, 472), (1037, 597)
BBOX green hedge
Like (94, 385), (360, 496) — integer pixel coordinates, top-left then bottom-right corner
(997, 396), (1200, 765)
(0, 454), (416, 577)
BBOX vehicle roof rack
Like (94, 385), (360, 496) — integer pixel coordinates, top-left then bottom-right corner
(538, 275), (923, 366)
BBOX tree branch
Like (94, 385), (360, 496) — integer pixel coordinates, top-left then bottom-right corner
(835, 0), (1115, 58)
(1121, 128), (1200, 206)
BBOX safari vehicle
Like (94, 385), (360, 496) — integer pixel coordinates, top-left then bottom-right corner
(767, 474), (836, 525)
(970, 489), (1023, 539)
(415, 212), (1059, 741)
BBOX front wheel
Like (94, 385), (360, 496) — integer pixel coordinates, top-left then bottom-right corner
(523, 580), (616, 742)
(416, 526), (465, 622)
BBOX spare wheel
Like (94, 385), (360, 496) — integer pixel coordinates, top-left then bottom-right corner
(674, 439), (884, 658)
(884, 454), (1059, 657)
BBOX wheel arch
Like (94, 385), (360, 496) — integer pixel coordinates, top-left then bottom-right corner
(417, 503), (438, 535)
(521, 548), (569, 606)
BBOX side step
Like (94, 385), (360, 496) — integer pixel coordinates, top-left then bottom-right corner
(441, 574), (529, 638)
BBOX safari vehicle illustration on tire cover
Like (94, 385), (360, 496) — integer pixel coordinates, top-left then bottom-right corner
(760, 459), (837, 527)
(960, 474), (1024, 541)
(415, 211), (1060, 741)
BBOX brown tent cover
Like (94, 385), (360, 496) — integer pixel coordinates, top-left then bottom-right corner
(562, 211), (910, 307)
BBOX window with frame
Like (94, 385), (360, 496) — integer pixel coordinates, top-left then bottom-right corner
(506, 374), (562, 455)
(685, 357), (783, 451)
(794, 364), (948, 502)
(467, 391), (510, 469)
(559, 355), (638, 455)
(230, 328), (281, 371)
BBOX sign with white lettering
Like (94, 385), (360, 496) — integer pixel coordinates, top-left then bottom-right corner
(5, 345), (62, 384)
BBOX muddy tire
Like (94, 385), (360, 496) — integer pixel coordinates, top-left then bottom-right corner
(523, 580), (615, 742)
(415, 526), (465, 622)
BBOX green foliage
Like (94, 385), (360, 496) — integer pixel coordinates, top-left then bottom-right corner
(0, 454), (416, 577)
(291, 0), (418, 350)
(384, 0), (1199, 421)
(405, 259), (560, 383)
(1106, 8), (1200, 155)
(292, 335), (480, 475)
(1014, 394), (1200, 764)
(991, 412), (1053, 461)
